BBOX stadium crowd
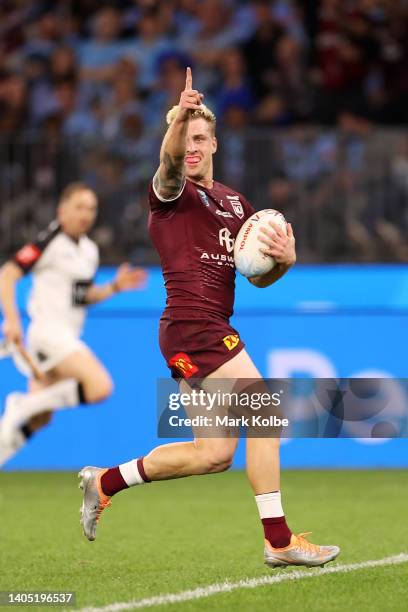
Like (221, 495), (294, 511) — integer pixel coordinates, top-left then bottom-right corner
(1, 0), (408, 134)
(0, 0), (407, 263)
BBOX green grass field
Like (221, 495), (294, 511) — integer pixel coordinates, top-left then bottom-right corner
(0, 470), (407, 611)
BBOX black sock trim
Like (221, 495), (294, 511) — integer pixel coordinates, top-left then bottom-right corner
(78, 382), (87, 404)
(20, 424), (33, 440)
(255, 491), (279, 497)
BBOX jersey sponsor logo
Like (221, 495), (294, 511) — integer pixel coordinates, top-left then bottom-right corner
(216, 210), (234, 218)
(15, 244), (42, 267)
(223, 334), (240, 351)
(237, 221), (254, 252)
(200, 252), (234, 267)
(226, 195), (244, 219)
(219, 228), (235, 253)
(72, 279), (92, 306)
(169, 352), (199, 378)
(197, 189), (210, 207)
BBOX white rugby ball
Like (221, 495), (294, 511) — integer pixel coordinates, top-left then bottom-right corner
(234, 209), (287, 277)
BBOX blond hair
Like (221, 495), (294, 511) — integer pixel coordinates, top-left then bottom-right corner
(166, 104), (216, 133)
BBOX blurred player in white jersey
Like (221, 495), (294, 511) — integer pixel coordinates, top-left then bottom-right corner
(0, 182), (145, 467)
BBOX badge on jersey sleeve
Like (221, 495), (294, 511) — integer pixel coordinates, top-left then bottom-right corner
(197, 189), (210, 208)
(15, 244), (42, 268)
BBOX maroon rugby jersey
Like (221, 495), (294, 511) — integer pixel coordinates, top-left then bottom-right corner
(148, 178), (255, 319)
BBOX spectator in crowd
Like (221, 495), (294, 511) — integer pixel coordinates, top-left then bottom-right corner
(124, 6), (172, 91)
(29, 45), (79, 126)
(376, 134), (408, 260)
(216, 47), (255, 121)
(144, 51), (191, 129)
(0, 73), (27, 133)
(179, 0), (249, 91)
(1, 0), (406, 137)
(254, 92), (291, 126)
(50, 46), (78, 84)
(241, 0), (286, 98)
(269, 34), (314, 120)
(0, 0), (407, 264)
(79, 7), (127, 84)
(23, 11), (62, 60)
(172, 0), (204, 38)
(101, 57), (142, 138)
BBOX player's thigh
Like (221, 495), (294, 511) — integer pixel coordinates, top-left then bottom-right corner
(203, 348), (264, 399)
(49, 346), (113, 402)
(206, 348), (262, 380)
(204, 349), (281, 441)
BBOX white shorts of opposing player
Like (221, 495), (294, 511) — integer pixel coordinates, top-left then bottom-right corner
(26, 323), (86, 374)
(0, 324), (86, 468)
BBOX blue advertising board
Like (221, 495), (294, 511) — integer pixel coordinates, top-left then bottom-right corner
(1, 265), (407, 469)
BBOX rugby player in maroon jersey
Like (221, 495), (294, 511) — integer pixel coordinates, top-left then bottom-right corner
(78, 68), (340, 568)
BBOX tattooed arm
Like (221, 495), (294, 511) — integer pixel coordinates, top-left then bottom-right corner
(153, 124), (189, 201)
(153, 67), (203, 201)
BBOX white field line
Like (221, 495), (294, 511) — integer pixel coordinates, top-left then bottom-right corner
(77, 553), (408, 612)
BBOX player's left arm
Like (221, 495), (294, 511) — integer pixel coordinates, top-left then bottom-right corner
(85, 264), (147, 304)
(248, 222), (296, 288)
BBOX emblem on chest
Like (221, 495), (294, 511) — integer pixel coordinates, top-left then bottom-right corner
(226, 195), (244, 219)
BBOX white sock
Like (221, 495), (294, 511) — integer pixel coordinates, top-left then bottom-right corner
(0, 428), (25, 468)
(255, 491), (284, 518)
(6, 379), (81, 429)
(119, 459), (147, 486)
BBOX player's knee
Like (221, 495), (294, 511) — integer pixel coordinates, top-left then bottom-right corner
(102, 377), (114, 400)
(82, 376), (114, 404)
(201, 449), (234, 473)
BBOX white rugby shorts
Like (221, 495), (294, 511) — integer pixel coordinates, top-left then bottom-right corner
(26, 323), (86, 373)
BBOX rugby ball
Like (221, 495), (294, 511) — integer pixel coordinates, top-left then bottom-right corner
(234, 209), (287, 277)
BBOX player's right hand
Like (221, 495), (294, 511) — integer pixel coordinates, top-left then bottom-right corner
(2, 317), (23, 347)
(178, 67), (204, 113)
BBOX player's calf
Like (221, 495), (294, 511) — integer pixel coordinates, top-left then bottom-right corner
(28, 411), (53, 431)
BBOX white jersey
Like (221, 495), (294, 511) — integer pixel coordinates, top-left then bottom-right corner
(13, 221), (99, 337)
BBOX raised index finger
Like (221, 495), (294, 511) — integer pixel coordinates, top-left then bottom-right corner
(185, 66), (192, 91)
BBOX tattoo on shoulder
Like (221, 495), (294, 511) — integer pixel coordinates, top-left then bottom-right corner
(155, 152), (185, 199)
